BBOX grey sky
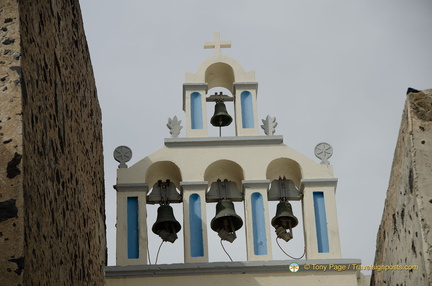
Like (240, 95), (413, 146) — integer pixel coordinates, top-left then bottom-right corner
(80, 0), (432, 267)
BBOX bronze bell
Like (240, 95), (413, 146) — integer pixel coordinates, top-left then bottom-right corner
(210, 101), (233, 127)
(152, 205), (181, 243)
(211, 199), (243, 243)
(271, 201), (298, 242)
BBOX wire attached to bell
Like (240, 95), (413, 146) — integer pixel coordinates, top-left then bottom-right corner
(210, 98), (233, 137)
(275, 237), (306, 260)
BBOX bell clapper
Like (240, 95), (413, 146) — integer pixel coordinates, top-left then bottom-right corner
(219, 121), (222, 137)
(217, 218), (237, 243)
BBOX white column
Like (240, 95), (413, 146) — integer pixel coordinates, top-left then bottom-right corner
(181, 181), (209, 263)
(183, 83), (208, 138)
(233, 82), (259, 136)
(242, 180), (272, 261)
(114, 183), (149, 266)
(300, 178), (341, 259)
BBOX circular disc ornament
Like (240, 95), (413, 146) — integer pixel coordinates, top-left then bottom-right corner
(314, 142), (333, 165)
(113, 145), (132, 168)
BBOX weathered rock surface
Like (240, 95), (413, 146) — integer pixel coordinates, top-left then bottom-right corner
(0, 0), (106, 285)
(372, 89), (432, 286)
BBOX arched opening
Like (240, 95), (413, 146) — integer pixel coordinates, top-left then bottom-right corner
(204, 159), (246, 261)
(145, 161), (184, 264)
(204, 159), (244, 191)
(266, 158), (305, 259)
(266, 158), (302, 188)
(145, 161), (182, 189)
(205, 62), (235, 92)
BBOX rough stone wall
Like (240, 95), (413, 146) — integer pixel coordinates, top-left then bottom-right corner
(0, 1), (25, 285)
(0, 0), (106, 285)
(371, 89), (432, 286)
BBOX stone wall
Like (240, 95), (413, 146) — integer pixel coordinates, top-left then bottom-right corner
(0, 1), (25, 285)
(371, 89), (432, 285)
(0, 0), (106, 285)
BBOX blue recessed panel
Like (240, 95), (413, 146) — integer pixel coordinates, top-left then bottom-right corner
(251, 192), (267, 255)
(127, 197), (139, 259)
(313, 192), (329, 253)
(189, 194), (204, 257)
(241, 91), (254, 128)
(191, 92), (203, 129)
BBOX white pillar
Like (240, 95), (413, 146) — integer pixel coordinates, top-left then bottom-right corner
(183, 83), (208, 137)
(242, 180), (272, 261)
(181, 181), (209, 263)
(114, 183), (149, 266)
(233, 82), (259, 136)
(300, 178), (341, 259)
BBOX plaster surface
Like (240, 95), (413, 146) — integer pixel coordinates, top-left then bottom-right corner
(106, 259), (369, 286)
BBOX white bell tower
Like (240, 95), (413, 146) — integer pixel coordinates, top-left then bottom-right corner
(184, 32), (259, 137)
(107, 33), (369, 286)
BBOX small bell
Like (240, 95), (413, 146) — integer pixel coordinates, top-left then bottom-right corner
(211, 199), (243, 242)
(152, 205), (181, 243)
(210, 101), (233, 127)
(271, 201), (298, 242)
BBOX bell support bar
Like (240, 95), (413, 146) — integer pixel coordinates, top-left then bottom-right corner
(206, 92), (234, 102)
(206, 179), (243, 203)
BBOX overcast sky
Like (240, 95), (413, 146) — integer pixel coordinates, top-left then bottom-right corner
(80, 0), (432, 268)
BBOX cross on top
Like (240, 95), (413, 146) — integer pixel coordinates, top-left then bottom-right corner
(204, 32), (231, 55)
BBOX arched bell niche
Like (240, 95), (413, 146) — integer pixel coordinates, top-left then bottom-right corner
(205, 62), (235, 92)
(145, 161), (182, 190)
(204, 159), (244, 195)
(266, 158), (302, 188)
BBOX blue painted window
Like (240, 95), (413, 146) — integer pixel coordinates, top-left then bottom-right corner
(191, 92), (203, 129)
(251, 192), (267, 255)
(127, 197), (139, 259)
(241, 91), (254, 128)
(313, 192), (329, 253)
(189, 194), (204, 257)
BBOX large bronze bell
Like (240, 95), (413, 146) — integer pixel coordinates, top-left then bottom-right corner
(210, 101), (233, 127)
(211, 199), (243, 243)
(271, 201), (298, 242)
(152, 205), (181, 243)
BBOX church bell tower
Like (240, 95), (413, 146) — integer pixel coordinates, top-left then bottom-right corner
(183, 32), (259, 137)
(107, 33), (368, 286)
